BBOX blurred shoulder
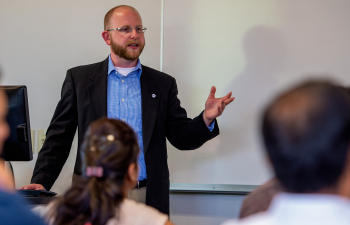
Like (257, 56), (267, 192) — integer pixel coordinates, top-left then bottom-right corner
(0, 190), (46, 225)
(108, 199), (168, 225)
(221, 213), (273, 225)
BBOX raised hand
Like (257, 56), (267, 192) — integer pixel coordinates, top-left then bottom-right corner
(203, 86), (235, 126)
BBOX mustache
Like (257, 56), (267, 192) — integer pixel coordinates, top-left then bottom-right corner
(126, 40), (142, 46)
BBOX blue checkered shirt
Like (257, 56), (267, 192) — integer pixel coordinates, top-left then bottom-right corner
(107, 55), (215, 181)
(107, 55), (147, 181)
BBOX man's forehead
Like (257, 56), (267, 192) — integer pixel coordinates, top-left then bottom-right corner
(110, 8), (142, 25)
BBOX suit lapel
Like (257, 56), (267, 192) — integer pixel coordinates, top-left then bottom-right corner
(141, 66), (160, 154)
(87, 58), (108, 119)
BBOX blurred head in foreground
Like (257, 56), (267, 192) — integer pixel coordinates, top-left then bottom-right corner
(0, 70), (46, 225)
(0, 70), (12, 192)
(262, 81), (350, 195)
(50, 118), (139, 225)
(0, 70), (9, 154)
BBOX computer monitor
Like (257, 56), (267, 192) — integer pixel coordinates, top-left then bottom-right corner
(0, 86), (33, 161)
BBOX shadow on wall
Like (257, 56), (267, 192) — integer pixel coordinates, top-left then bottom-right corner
(214, 25), (288, 182)
(168, 25), (288, 184)
(220, 25), (288, 152)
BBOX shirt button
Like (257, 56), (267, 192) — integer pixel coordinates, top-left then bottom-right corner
(122, 99), (124, 102)
(122, 119), (125, 121)
(122, 80), (124, 83)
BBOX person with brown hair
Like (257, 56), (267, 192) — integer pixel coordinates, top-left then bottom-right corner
(46, 118), (174, 225)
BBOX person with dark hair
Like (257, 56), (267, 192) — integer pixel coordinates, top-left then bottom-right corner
(222, 81), (350, 225)
(45, 118), (174, 225)
(238, 85), (350, 219)
(20, 5), (234, 215)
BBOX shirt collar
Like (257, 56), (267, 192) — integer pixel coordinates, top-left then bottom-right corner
(108, 54), (142, 77)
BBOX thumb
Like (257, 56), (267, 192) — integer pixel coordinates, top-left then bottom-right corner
(208, 86), (216, 99)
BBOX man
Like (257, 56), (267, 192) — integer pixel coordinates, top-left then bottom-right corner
(20, 5), (234, 214)
(223, 81), (350, 225)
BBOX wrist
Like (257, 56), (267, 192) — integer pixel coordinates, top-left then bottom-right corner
(202, 112), (213, 126)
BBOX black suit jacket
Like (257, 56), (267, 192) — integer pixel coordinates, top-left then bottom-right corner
(31, 57), (219, 214)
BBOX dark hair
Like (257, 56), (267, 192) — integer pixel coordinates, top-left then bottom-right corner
(262, 81), (350, 193)
(104, 5), (139, 31)
(50, 118), (139, 225)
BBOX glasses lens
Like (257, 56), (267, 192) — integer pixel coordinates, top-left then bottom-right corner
(135, 26), (147, 33)
(119, 26), (132, 33)
(113, 26), (147, 33)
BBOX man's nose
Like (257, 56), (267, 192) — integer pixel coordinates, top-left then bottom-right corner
(130, 28), (139, 39)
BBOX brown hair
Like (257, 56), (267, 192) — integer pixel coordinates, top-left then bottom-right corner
(104, 5), (140, 30)
(49, 118), (140, 225)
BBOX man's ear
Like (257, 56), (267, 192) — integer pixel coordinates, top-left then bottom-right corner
(102, 31), (111, 45)
(127, 163), (138, 182)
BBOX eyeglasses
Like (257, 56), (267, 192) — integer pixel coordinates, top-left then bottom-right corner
(106, 26), (147, 33)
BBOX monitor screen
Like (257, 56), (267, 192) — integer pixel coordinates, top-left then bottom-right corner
(1, 86), (33, 161)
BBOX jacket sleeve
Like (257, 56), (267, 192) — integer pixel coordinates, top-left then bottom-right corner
(165, 78), (219, 150)
(31, 70), (78, 190)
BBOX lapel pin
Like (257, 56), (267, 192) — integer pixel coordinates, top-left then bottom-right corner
(152, 94), (156, 98)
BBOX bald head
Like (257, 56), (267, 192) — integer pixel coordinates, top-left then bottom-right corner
(104, 5), (141, 31)
(262, 81), (350, 193)
(266, 84), (325, 142)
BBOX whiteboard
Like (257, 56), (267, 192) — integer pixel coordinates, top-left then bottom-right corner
(164, 0), (350, 185)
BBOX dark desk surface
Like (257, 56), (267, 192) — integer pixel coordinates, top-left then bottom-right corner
(25, 183), (258, 204)
(26, 196), (57, 205)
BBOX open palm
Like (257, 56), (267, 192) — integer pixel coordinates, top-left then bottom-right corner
(203, 86), (235, 126)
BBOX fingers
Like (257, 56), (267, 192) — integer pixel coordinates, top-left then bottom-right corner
(215, 99), (225, 116)
(208, 86), (216, 99)
(20, 185), (31, 190)
(18, 184), (45, 190)
(33, 184), (45, 190)
(217, 96), (234, 115)
(219, 92), (234, 102)
(224, 97), (235, 106)
(223, 92), (232, 100)
(219, 104), (224, 115)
